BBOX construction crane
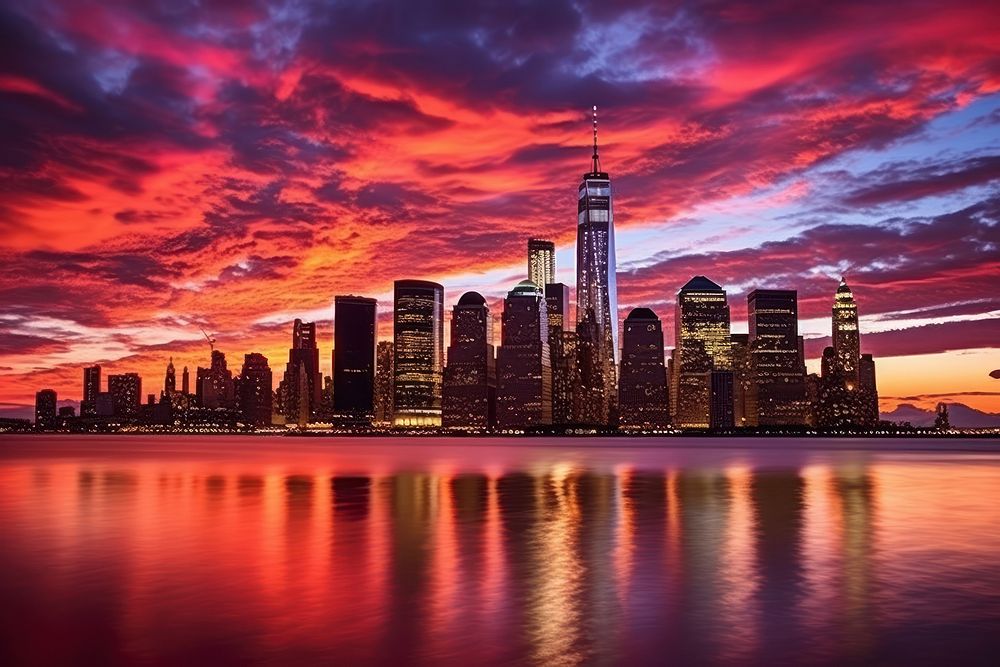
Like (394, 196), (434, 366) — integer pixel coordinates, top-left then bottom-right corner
(199, 327), (216, 353)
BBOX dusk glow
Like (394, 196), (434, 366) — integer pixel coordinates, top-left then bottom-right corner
(1, 0), (999, 418)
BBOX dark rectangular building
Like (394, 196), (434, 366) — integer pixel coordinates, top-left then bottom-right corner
(333, 296), (377, 422)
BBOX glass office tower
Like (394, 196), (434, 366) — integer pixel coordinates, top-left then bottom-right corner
(393, 280), (444, 427)
(575, 106), (618, 425)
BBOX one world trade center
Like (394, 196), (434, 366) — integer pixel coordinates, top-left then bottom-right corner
(575, 106), (618, 425)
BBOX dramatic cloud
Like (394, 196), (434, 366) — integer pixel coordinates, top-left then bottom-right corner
(0, 0), (998, 409)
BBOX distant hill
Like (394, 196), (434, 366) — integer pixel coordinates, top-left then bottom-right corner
(881, 402), (1000, 428)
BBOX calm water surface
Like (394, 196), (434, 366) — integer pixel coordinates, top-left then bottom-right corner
(1, 435), (999, 665)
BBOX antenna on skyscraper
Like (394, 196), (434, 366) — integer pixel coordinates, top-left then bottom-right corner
(199, 327), (216, 353)
(591, 104), (600, 173)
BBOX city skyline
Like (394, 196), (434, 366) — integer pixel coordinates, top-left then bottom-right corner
(1, 1), (999, 418)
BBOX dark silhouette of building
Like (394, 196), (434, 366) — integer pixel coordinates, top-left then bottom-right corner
(393, 280), (444, 427)
(496, 280), (552, 428)
(576, 106), (618, 427)
(747, 289), (808, 426)
(81, 364), (101, 417)
(528, 238), (556, 288)
(859, 353), (879, 425)
(108, 373), (141, 419)
(182, 366), (190, 395)
(619, 307), (669, 430)
(95, 392), (114, 417)
(670, 276), (731, 428)
(374, 341), (394, 425)
(934, 403), (950, 430)
(197, 350), (235, 409)
(237, 353), (273, 427)
(280, 319), (322, 425)
(164, 358), (176, 396)
(35, 389), (57, 430)
(333, 295), (377, 423)
(443, 291), (496, 429)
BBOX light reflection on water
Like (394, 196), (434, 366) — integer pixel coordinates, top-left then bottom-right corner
(1, 435), (999, 665)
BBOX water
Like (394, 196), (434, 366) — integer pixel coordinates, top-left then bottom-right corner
(1, 435), (999, 666)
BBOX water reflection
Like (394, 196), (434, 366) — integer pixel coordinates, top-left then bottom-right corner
(1, 438), (999, 665)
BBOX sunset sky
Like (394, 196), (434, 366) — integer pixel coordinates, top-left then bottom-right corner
(1, 0), (998, 414)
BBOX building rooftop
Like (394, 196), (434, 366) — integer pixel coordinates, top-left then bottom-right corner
(457, 291), (486, 306)
(680, 275), (722, 292)
(626, 307), (659, 321)
(510, 279), (542, 296)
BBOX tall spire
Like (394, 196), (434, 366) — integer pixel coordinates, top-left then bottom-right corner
(591, 104), (600, 173)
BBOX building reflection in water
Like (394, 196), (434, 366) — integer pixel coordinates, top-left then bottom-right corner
(1, 446), (998, 665)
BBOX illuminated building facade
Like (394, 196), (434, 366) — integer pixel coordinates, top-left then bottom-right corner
(108, 373), (141, 419)
(619, 307), (669, 430)
(818, 280), (879, 428)
(575, 106), (618, 426)
(528, 239), (556, 288)
(671, 276), (731, 428)
(393, 280), (444, 427)
(443, 292), (496, 429)
(333, 295), (377, 422)
(237, 353), (272, 427)
(35, 389), (57, 430)
(710, 370), (734, 429)
(832, 278), (861, 386)
(545, 282), (576, 425)
(374, 341), (394, 425)
(497, 280), (552, 428)
(81, 364), (101, 416)
(747, 289), (808, 426)
(574, 309), (609, 426)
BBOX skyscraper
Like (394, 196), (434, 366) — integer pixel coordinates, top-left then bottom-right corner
(747, 289), (808, 426)
(544, 282), (575, 425)
(333, 295), (377, 422)
(35, 389), (57, 430)
(197, 350), (235, 409)
(859, 353), (879, 426)
(182, 366), (190, 395)
(164, 358), (176, 395)
(671, 276), (731, 429)
(281, 319), (322, 425)
(618, 307), (669, 430)
(81, 365), (101, 417)
(832, 278), (861, 387)
(443, 292), (496, 429)
(374, 341), (394, 426)
(237, 353), (273, 427)
(108, 373), (141, 420)
(393, 280), (444, 427)
(496, 280), (551, 428)
(819, 279), (879, 428)
(528, 239), (556, 288)
(575, 106), (618, 426)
